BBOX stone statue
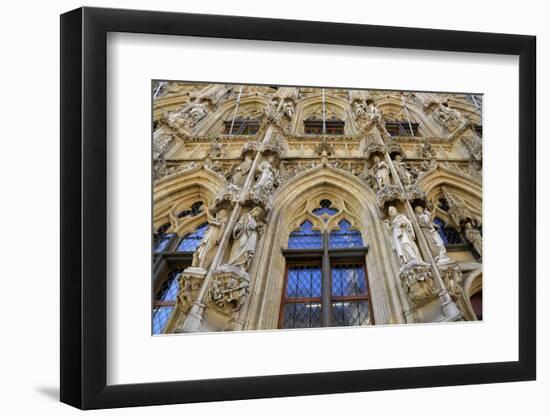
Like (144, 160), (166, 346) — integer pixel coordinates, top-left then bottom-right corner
(464, 222), (482, 257)
(414, 206), (448, 261)
(433, 103), (465, 131)
(208, 138), (224, 158)
(283, 102), (294, 118)
(191, 209), (229, 269)
(228, 207), (263, 271)
(188, 103), (207, 126)
(231, 154), (253, 187)
(388, 206), (422, 265)
(253, 160), (275, 197)
(394, 154), (413, 186)
(353, 102), (366, 118)
(372, 156), (391, 189)
(367, 102), (382, 122)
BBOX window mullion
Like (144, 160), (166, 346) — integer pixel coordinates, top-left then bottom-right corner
(322, 231), (332, 327)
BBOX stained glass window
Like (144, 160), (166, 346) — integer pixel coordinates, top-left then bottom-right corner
(176, 222), (209, 252)
(288, 220), (322, 249)
(312, 199), (338, 216)
(329, 220), (363, 248)
(152, 269), (182, 334)
(177, 201), (203, 219)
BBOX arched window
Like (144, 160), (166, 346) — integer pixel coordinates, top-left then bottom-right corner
(176, 222), (209, 252)
(304, 116), (344, 135)
(329, 220), (363, 248)
(434, 217), (465, 246)
(281, 218), (372, 329)
(288, 220), (322, 249)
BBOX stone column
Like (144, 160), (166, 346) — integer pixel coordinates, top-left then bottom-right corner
(180, 99), (284, 332)
(383, 152), (462, 321)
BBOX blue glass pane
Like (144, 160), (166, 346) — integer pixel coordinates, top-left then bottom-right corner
(282, 302), (322, 329)
(152, 306), (174, 334)
(331, 265), (367, 296)
(433, 217), (463, 245)
(286, 266), (322, 298)
(154, 233), (174, 253)
(288, 220), (322, 249)
(176, 222), (209, 252)
(331, 300), (370, 327)
(329, 220), (363, 248)
(156, 269), (181, 302)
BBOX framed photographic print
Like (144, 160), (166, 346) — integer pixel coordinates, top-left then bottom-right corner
(60, 6), (536, 410)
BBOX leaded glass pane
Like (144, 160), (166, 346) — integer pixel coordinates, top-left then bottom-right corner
(434, 218), (464, 245)
(176, 222), (209, 252)
(331, 300), (370, 327)
(154, 232), (174, 253)
(331, 265), (367, 296)
(156, 269), (181, 301)
(329, 220), (363, 248)
(288, 220), (322, 249)
(285, 266), (322, 298)
(152, 306), (174, 334)
(282, 302), (322, 329)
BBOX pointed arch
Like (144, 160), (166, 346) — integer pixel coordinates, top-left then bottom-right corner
(293, 94), (356, 134)
(243, 165), (406, 330)
(153, 165), (225, 235)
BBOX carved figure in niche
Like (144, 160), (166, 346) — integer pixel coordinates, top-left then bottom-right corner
(231, 153), (253, 187)
(372, 156), (391, 189)
(191, 209), (229, 269)
(394, 154), (413, 186)
(283, 102), (294, 118)
(228, 207), (263, 271)
(433, 103), (465, 131)
(353, 102), (366, 118)
(388, 206), (422, 265)
(253, 159), (275, 197)
(177, 273), (193, 307)
(464, 222), (482, 257)
(188, 102), (208, 126)
(414, 206), (448, 261)
(208, 138), (224, 158)
(221, 276), (249, 311)
(421, 141), (434, 158)
(367, 102), (382, 122)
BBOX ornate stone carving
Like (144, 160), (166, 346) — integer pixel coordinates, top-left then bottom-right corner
(207, 137), (225, 158)
(432, 103), (466, 132)
(226, 207), (264, 272)
(208, 266), (250, 316)
(231, 154), (254, 187)
(377, 185), (404, 207)
(415, 206), (449, 262)
(176, 268), (207, 313)
(441, 187), (474, 227)
(438, 260), (464, 300)
(399, 261), (437, 308)
(464, 222), (482, 258)
(372, 156), (392, 189)
(394, 154), (413, 186)
(192, 209), (229, 270)
(388, 206), (423, 265)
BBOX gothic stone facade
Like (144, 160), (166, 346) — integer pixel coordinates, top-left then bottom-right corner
(152, 82), (483, 334)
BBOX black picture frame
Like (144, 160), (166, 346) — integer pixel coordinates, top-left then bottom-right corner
(60, 6), (536, 410)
